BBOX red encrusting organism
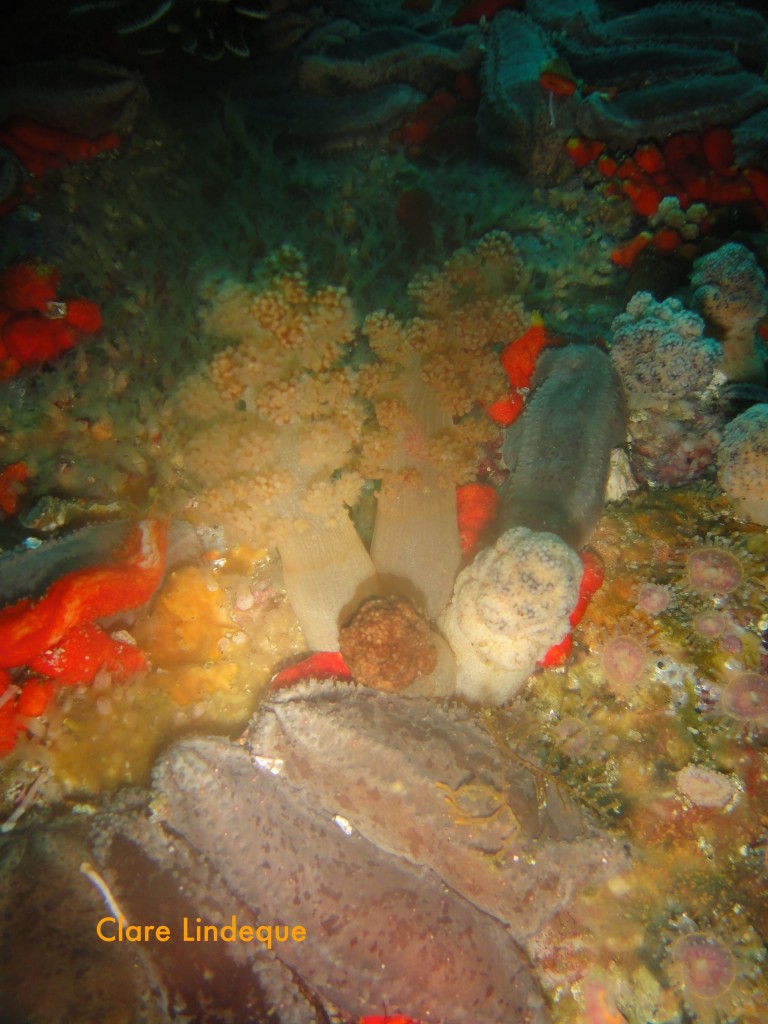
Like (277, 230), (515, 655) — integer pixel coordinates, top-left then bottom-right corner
(0, 116), (120, 219)
(389, 72), (480, 157)
(270, 650), (352, 689)
(0, 462), (29, 515)
(360, 1017), (424, 1024)
(456, 481), (500, 556)
(565, 136), (606, 169)
(0, 262), (60, 311)
(0, 520), (168, 756)
(452, 0), (522, 26)
(610, 231), (653, 269)
(0, 674), (56, 756)
(565, 125), (768, 268)
(538, 55), (584, 101)
(0, 116), (121, 215)
(487, 314), (552, 426)
(0, 261), (103, 377)
(486, 390), (525, 427)
(538, 550), (605, 668)
(0, 519), (168, 671)
(28, 621), (149, 686)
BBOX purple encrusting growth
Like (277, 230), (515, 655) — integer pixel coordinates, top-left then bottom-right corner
(500, 345), (626, 549)
(150, 732), (551, 1024)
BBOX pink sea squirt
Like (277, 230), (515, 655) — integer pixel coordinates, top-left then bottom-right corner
(636, 582), (670, 614)
(670, 931), (736, 1001)
(719, 633), (743, 654)
(686, 546), (743, 594)
(675, 764), (736, 809)
(721, 671), (768, 725)
(601, 635), (649, 699)
(692, 609), (728, 639)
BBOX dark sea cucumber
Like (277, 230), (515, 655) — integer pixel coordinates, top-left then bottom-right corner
(500, 344), (626, 549)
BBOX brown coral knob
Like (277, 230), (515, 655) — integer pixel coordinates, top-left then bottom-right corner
(339, 595), (437, 692)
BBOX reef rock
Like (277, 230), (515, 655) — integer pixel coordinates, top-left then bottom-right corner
(476, 11), (565, 176)
(479, 1), (768, 170)
(569, 3), (768, 149)
(297, 24), (482, 95)
(0, 58), (147, 137)
(245, 683), (627, 952)
(0, 684), (632, 1021)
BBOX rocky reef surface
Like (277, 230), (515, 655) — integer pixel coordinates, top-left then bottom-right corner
(1, 2), (768, 1022)
(0, 685), (636, 1022)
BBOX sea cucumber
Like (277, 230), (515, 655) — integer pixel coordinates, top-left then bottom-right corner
(500, 344), (626, 549)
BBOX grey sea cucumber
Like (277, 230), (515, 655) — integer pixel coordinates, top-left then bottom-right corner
(500, 344), (626, 549)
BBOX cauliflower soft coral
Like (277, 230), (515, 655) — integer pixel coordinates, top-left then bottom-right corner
(610, 292), (720, 405)
(691, 241), (768, 384)
(440, 527), (582, 705)
(164, 248), (374, 651)
(358, 231), (529, 618)
(717, 403), (768, 526)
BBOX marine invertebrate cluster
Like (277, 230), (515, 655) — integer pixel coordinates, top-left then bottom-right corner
(168, 234), (523, 649)
(477, 3), (768, 180)
(609, 292), (723, 486)
(363, 228), (527, 420)
(360, 230), (525, 617)
(566, 5), (768, 151)
(566, 128), (768, 268)
(691, 242), (767, 384)
(716, 403), (768, 526)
